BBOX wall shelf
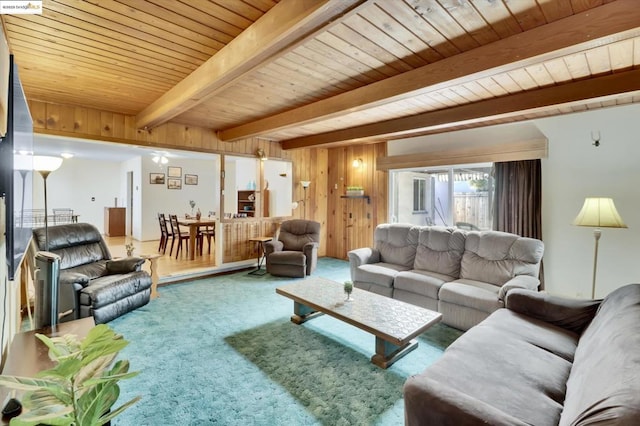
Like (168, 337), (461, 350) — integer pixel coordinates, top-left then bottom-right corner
(340, 195), (370, 204)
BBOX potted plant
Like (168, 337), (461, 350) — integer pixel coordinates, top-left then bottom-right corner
(346, 186), (365, 196)
(0, 324), (140, 426)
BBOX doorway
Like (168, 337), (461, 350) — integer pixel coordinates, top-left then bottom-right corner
(126, 171), (133, 236)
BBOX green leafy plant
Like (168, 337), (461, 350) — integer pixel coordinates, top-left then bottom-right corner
(0, 324), (140, 426)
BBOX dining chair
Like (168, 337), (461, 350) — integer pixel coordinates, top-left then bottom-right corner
(200, 223), (215, 255)
(169, 215), (203, 259)
(169, 215), (190, 258)
(158, 213), (172, 254)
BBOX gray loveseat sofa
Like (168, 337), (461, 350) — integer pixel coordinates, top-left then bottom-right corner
(32, 223), (152, 324)
(348, 224), (544, 330)
(404, 284), (640, 425)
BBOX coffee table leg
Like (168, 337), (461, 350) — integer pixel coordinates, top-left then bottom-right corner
(291, 301), (323, 324)
(371, 337), (418, 369)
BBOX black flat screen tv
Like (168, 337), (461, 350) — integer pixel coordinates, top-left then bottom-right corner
(0, 55), (34, 280)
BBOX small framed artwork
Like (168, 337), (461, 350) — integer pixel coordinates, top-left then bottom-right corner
(185, 174), (198, 185)
(167, 178), (182, 190)
(167, 166), (182, 178)
(149, 173), (165, 184)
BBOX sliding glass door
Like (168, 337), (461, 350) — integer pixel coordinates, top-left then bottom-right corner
(389, 164), (493, 230)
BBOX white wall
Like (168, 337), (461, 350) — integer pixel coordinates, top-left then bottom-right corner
(536, 104), (640, 298)
(142, 156), (220, 241)
(30, 152), (221, 241)
(33, 157), (122, 233)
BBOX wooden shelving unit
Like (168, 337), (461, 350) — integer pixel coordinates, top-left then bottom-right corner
(340, 195), (370, 204)
(237, 190), (256, 217)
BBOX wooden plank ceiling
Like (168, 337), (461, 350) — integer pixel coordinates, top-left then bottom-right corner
(3, 0), (640, 149)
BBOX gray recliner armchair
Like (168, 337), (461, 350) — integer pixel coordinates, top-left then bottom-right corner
(265, 220), (320, 278)
(31, 223), (152, 324)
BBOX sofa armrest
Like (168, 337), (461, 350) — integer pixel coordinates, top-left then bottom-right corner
(404, 376), (528, 426)
(105, 256), (145, 274)
(506, 288), (600, 334)
(347, 247), (380, 267)
(302, 242), (319, 258)
(498, 275), (540, 300)
(59, 271), (91, 288)
(264, 240), (283, 255)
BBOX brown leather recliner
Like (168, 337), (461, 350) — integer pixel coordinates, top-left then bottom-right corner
(264, 220), (320, 278)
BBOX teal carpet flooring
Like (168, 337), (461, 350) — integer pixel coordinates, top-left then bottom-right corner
(110, 258), (462, 425)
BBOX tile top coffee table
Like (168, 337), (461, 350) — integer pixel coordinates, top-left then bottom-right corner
(276, 277), (442, 369)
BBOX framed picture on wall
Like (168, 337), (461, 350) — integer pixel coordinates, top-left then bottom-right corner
(149, 173), (165, 184)
(168, 166), (182, 178)
(185, 174), (198, 185)
(167, 178), (182, 190)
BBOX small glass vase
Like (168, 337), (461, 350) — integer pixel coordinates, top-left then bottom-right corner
(343, 280), (354, 301)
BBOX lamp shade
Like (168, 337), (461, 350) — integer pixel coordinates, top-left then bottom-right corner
(300, 180), (311, 188)
(13, 153), (32, 171)
(33, 155), (63, 172)
(573, 197), (627, 228)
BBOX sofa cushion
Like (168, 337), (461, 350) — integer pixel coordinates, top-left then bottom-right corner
(414, 227), (465, 277)
(395, 270), (454, 299)
(406, 312), (572, 426)
(559, 284), (640, 425)
(374, 224), (419, 268)
(80, 271), (152, 309)
(32, 223), (111, 269)
(278, 220), (321, 251)
(440, 279), (504, 313)
(63, 260), (108, 281)
(460, 231), (543, 285)
(267, 251), (306, 266)
(486, 309), (580, 363)
(354, 263), (410, 288)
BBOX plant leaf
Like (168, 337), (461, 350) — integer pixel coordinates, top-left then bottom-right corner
(8, 404), (74, 426)
(0, 375), (60, 392)
(97, 396), (142, 425)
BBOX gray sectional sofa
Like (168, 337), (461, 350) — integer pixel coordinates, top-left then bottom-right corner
(348, 224), (544, 330)
(404, 284), (640, 425)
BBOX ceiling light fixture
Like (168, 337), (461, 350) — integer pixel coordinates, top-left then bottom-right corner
(152, 154), (169, 165)
(60, 152), (74, 159)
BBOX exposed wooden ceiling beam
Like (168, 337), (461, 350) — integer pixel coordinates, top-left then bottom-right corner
(136, 0), (365, 129)
(377, 139), (549, 171)
(281, 68), (640, 149)
(220, 0), (640, 142)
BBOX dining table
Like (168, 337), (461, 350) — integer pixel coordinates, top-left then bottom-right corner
(177, 218), (217, 261)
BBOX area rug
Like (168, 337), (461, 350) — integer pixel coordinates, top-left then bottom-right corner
(110, 258), (462, 425)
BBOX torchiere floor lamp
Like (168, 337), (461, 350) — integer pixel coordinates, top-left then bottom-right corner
(33, 155), (63, 250)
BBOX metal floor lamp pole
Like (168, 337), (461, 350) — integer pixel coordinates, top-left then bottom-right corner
(591, 229), (601, 299)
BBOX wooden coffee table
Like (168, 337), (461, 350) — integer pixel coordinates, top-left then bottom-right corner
(276, 277), (442, 369)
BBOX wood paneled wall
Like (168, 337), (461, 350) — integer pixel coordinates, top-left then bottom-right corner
(325, 143), (388, 259)
(28, 100), (293, 159)
(29, 100), (387, 262)
(221, 219), (282, 263)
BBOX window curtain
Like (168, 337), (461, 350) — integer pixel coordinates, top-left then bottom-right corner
(493, 159), (544, 289)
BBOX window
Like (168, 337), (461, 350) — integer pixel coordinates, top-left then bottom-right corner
(390, 164), (493, 230)
(413, 178), (426, 212)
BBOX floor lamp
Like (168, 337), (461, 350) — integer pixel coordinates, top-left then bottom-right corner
(300, 180), (311, 219)
(33, 155), (64, 251)
(573, 197), (627, 299)
(13, 153), (33, 229)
